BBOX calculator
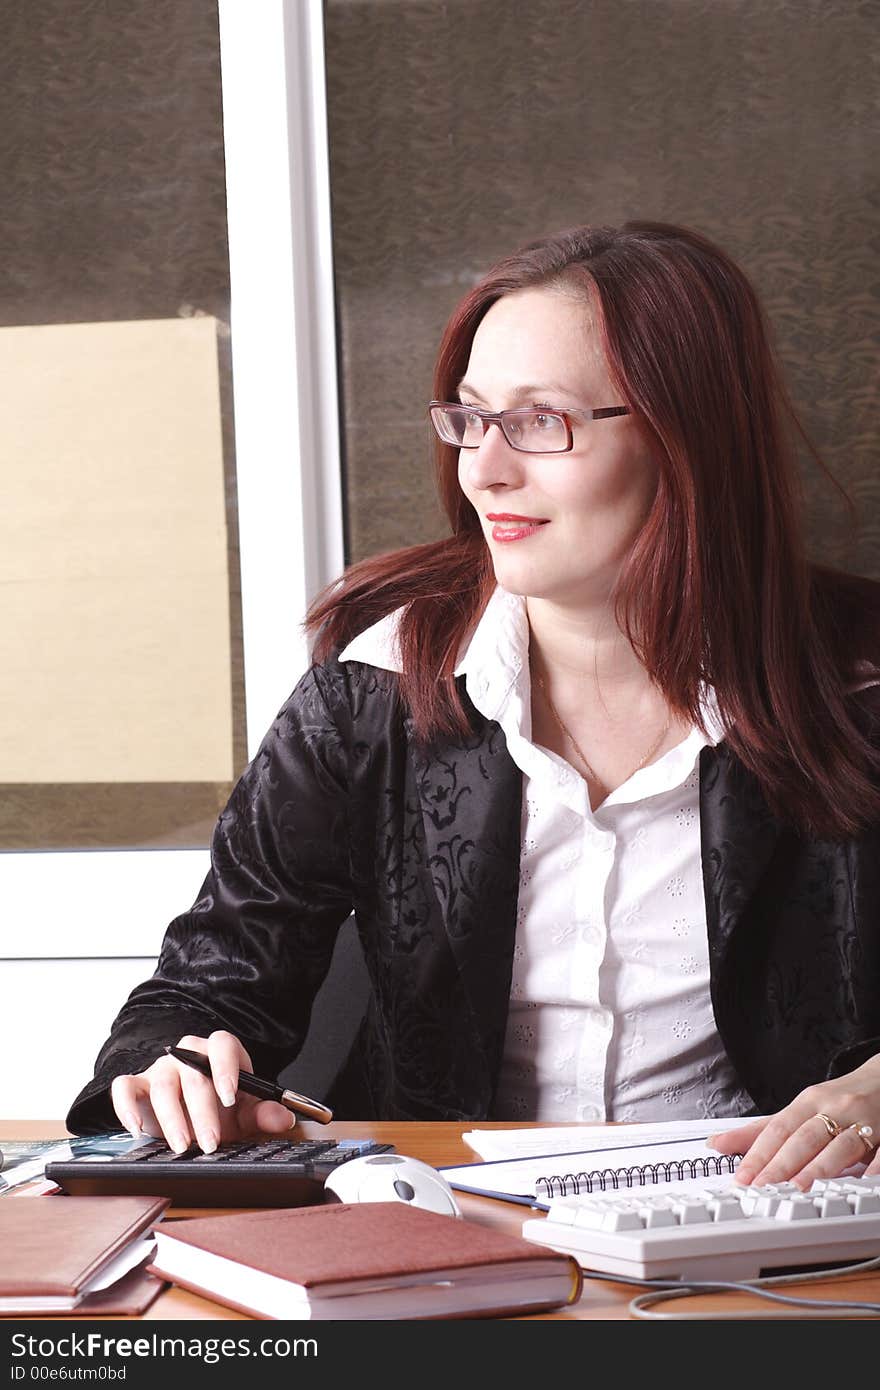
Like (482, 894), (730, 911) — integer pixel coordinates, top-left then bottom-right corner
(45, 1137), (394, 1207)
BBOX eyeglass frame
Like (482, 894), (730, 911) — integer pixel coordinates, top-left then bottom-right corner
(428, 400), (631, 454)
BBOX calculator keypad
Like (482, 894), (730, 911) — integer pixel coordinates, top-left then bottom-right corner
(45, 1138), (393, 1206)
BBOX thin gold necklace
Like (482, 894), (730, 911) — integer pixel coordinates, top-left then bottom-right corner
(533, 670), (671, 787)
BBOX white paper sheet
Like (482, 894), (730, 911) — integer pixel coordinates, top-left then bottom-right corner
(462, 1116), (757, 1160)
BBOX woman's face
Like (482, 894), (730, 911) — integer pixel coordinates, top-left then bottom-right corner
(457, 285), (658, 608)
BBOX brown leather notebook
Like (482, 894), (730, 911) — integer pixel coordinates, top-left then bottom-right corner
(147, 1200), (583, 1319)
(0, 1194), (169, 1316)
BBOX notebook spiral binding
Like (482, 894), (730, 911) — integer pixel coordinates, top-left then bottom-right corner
(535, 1153), (741, 1198)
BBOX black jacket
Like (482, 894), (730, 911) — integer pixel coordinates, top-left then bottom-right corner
(67, 654), (880, 1133)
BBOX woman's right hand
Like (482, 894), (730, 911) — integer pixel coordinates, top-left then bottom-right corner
(110, 1030), (295, 1154)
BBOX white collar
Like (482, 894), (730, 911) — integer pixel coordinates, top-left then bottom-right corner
(337, 586), (520, 682)
(337, 586), (727, 741)
(338, 607), (406, 672)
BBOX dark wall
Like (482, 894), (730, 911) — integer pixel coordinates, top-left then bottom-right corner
(0, 0), (230, 328)
(325, 0), (879, 574)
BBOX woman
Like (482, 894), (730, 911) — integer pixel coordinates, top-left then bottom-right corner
(68, 221), (880, 1189)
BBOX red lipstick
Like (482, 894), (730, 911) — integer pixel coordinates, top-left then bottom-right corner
(486, 513), (549, 544)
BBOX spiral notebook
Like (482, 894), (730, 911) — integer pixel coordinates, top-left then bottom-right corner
(440, 1136), (745, 1209)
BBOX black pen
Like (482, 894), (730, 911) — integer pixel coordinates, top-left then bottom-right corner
(165, 1046), (334, 1124)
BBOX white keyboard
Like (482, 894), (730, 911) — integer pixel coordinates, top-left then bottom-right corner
(521, 1175), (880, 1282)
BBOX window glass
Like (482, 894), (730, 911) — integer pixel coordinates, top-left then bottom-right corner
(0, 1), (245, 850)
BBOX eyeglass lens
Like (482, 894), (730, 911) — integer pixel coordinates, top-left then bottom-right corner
(431, 405), (569, 452)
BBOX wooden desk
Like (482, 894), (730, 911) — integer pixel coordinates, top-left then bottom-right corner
(6, 1119), (880, 1320)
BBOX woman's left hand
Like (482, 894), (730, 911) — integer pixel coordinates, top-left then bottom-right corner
(707, 1053), (880, 1188)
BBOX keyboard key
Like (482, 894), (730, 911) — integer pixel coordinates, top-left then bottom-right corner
(599, 1205), (643, 1232)
(736, 1186), (762, 1216)
(571, 1201), (611, 1230)
(773, 1194), (819, 1221)
(847, 1189), (880, 1215)
(754, 1192), (784, 1217)
(672, 1196), (713, 1225)
(814, 1193), (853, 1219)
(706, 1195), (744, 1222)
(638, 1202), (677, 1229)
(541, 1198), (580, 1226)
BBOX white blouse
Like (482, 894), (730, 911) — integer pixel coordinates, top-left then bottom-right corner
(339, 586), (756, 1125)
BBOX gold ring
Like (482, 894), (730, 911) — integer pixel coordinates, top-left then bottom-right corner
(816, 1112), (843, 1140)
(848, 1123), (876, 1157)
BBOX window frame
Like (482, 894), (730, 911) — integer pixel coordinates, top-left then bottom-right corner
(0, 0), (344, 962)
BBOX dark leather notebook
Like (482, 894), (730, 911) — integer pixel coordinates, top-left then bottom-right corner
(0, 1193), (169, 1316)
(147, 1200), (584, 1319)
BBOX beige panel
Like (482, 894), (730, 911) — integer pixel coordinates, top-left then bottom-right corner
(0, 317), (233, 782)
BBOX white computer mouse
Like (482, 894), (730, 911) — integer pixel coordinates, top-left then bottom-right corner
(323, 1153), (462, 1217)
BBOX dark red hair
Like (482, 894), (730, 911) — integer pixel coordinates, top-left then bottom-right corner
(306, 221), (880, 838)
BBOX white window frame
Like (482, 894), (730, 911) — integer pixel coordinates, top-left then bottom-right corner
(0, 0), (344, 963)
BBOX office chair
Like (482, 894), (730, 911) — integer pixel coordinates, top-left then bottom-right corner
(277, 914), (371, 1104)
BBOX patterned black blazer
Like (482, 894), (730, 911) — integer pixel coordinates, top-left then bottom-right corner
(67, 655), (880, 1132)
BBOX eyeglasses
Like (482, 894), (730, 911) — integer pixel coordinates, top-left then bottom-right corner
(428, 401), (631, 454)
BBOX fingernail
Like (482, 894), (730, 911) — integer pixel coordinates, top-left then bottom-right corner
(706, 1133), (719, 1145)
(218, 1078), (237, 1108)
(170, 1132), (190, 1154)
(124, 1113), (141, 1138)
(198, 1131), (218, 1155)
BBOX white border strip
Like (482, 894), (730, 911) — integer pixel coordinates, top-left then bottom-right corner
(219, 0), (344, 753)
(284, 0), (346, 613)
(0, 850), (208, 960)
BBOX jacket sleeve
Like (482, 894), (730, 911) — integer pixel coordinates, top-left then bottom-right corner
(66, 662), (355, 1133)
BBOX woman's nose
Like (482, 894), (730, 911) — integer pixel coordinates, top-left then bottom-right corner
(461, 421), (525, 490)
